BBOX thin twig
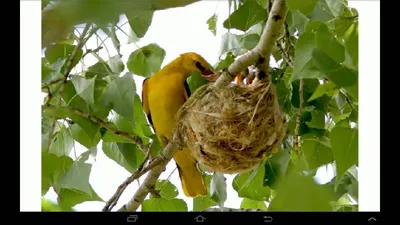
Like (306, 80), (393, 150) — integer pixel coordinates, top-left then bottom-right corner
(47, 24), (92, 148)
(117, 139), (179, 212)
(57, 23), (92, 105)
(276, 40), (294, 67)
(44, 87), (53, 105)
(102, 150), (152, 212)
(42, 78), (64, 89)
(82, 46), (103, 59)
(294, 79), (304, 155)
(42, 104), (148, 153)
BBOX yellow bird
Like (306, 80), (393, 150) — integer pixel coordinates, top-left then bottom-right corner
(141, 52), (214, 197)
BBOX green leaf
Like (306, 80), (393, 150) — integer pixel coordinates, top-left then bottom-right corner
(247, 21), (265, 36)
(322, 172), (358, 201)
(100, 26), (121, 55)
(101, 129), (131, 143)
(108, 55), (125, 74)
(302, 139), (334, 170)
(307, 0), (335, 22)
(133, 94), (154, 139)
(155, 180), (179, 200)
(101, 72), (136, 122)
(79, 147), (98, 162)
(49, 126), (74, 157)
(42, 198), (69, 212)
(42, 105), (71, 120)
(343, 83), (358, 101)
(127, 43), (166, 77)
(58, 160), (92, 194)
(312, 48), (358, 87)
(141, 198), (187, 212)
(291, 79), (319, 108)
(126, 10), (154, 38)
(330, 126), (358, 188)
(286, 10), (310, 35)
(308, 82), (338, 102)
(268, 172), (334, 211)
(127, 28), (140, 44)
(42, 120), (64, 152)
(193, 175), (217, 212)
(305, 110), (325, 129)
(233, 165), (271, 201)
(42, 0), (199, 48)
(218, 32), (242, 57)
(187, 71), (208, 93)
(102, 142), (145, 173)
(45, 44), (83, 71)
(335, 205), (358, 212)
(288, 110), (313, 136)
(210, 173), (227, 207)
(70, 123), (101, 149)
(69, 115), (101, 145)
(207, 14), (218, 36)
(58, 185), (103, 209)
(62, 80), (88, 108)
(263, 149), (291, 188)
(215, 52), (235, 71)
(41, 152), (73, 196)
(110, 113), (135, 135)
(240, 198), (268, 211)
(334, 112), (351, 124)
(343, 23), (358, 69)
(223, 0), (267, 32)
(287, 0), (317, 14)
(42, 58), (66, 84)
(85, 62), (113, 79)
(325, 0), (346, 17)
(150, 136), (163, 158)
(275, 80), (291, 113)
(315, 24), (345, 63)
(240, 33), (260, 50)
(290, 32), (322, 81)
(42, 0), (50, 9)
(70, 75), (95, 105)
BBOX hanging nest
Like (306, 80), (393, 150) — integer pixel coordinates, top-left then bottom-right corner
(176, 79), (289, 174)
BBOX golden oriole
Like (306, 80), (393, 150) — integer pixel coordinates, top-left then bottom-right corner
(141, 52), (214, 197)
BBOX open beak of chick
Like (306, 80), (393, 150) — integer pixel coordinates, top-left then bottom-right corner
(200, 70), (221, 83)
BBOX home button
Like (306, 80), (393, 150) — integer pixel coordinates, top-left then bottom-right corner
(194, 215), (206, 223)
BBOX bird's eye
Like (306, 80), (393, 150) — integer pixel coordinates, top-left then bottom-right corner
(195, 61), (206, 72)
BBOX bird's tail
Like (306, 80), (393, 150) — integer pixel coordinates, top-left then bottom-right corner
(173, 148), (208, 197)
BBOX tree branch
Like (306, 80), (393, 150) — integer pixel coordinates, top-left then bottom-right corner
(117, 137), (179, 212)
(57, 23), (92, 104)
(294, 79), (304, 155)
(102, 150), (152, 212)
(82, 46), (103, 59)
(42, 104), (148, 153)
(214, 0), (288, 88)
(47, 23), (93, 150)
(42, 78), (65, 90)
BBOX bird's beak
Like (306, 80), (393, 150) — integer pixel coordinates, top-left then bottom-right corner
(202, 69), (213, 76)
(201, 69), (219, 82)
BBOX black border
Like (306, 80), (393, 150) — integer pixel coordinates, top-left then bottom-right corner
(21, 212), (382, 224)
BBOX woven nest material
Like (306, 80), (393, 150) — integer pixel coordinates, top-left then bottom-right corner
(176, 80), (289, 174)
